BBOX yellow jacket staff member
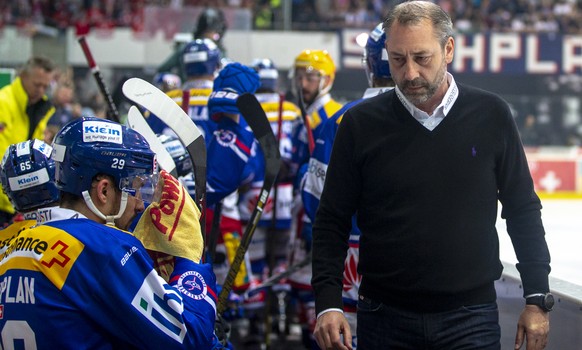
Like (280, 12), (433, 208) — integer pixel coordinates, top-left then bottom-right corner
(0, 56), (56, 221)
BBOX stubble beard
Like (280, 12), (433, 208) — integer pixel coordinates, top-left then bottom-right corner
(400, 60), (447, 107)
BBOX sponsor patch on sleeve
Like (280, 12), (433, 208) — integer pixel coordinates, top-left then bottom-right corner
(176, 270), (216, 312)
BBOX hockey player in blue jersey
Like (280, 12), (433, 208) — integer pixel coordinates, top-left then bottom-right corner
(206, 61), (260, 206)
(298, 23), (395, 350)
(0, 139), (60, 245)
(204, 62), (261, 296)
(0, 117), (220, 349)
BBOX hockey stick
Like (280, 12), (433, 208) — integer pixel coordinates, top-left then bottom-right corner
(295, 83), (315, 154)
(264, 92), (286, 349)
(243, 254), (311, 300)
(126, 106), (178, 178)
(122, 77), (207, 239)
(217, 93), (282, 314)
(77, 36), (120, 123)
(205, 200), (222, 264)
(270, 92), (285, 230)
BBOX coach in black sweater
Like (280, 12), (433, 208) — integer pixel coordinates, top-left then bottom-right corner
(312, 2), (551, 350)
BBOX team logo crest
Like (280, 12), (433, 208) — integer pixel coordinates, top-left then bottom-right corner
(215, 129), (236, 147)
(177, 271), (207, 300)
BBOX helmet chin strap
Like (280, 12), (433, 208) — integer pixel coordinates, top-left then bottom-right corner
(82, 190), (129, 226)
(317, 78), (332, 99)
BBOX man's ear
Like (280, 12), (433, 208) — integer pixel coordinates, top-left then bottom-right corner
(445, 36), (455, 64)
(93, 178), (115, 206)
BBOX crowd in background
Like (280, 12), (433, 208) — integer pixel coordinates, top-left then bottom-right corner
(2, 0), (582, 34)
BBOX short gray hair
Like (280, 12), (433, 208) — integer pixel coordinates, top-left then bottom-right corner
(20, 56), (56, 76)
(383, 1), (453, 48)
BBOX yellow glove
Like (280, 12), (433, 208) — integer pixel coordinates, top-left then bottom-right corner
(134, 170), (203, 280)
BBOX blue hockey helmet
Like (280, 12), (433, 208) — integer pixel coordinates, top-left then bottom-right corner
(0, 139), (59, 212)
(251, 58), (279, 92)
(181, 38), (222, 78)
(51, 117), (157, 200)
(153, 72), (182, 92)
(208, 62), (260, 117)
(158, 134), (192, 178)
(363, 23), (391, 87)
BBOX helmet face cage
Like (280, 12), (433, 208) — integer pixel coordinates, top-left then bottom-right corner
(181, 38), (222, 77)
(51, 117), (157, 198)
(0, 139), (59, 212)
(158, 134), (193, 177)
(363, 23), (391, 87)
(252, 58), (279, 92)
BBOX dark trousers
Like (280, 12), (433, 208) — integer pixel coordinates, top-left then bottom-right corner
(357, 296), (500, 350)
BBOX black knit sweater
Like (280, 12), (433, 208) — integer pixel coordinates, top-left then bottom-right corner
(312, 83), (551, 314)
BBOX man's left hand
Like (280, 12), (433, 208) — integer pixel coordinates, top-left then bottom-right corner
(514, 305), (550, 349)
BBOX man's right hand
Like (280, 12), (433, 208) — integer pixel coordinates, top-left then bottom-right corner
(314, 310), (353, 350)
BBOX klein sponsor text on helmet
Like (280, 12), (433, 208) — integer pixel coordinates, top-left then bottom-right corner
(0, 139), (59, 212)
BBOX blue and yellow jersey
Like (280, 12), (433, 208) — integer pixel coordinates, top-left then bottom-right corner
(0, 208), (218, 349)
(306, 94), (343, 138)
(301, 98), (362, 223)
(0, 219), (36, 255)
(292, 93), (344, 169)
